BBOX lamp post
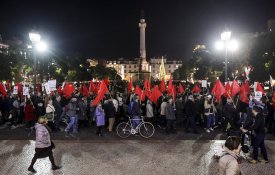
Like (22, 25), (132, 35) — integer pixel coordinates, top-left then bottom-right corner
(29, 32), (41, 95)
(221, 31), (231, 82)
(215, 31), (238, 82)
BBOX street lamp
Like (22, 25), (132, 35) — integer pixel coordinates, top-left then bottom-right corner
(29, 32), (41, 95)
(215, 31), (238, 81)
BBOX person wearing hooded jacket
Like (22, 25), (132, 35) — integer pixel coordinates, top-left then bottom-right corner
(28, 116), (61, 173)
(218, 136), (242, 175)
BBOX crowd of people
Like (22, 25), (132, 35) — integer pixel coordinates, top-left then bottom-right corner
(0, 83), (273, 172)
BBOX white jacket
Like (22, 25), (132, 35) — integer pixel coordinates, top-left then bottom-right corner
(146, 103), (154, 118)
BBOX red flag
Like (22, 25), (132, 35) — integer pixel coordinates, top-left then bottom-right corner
(144, 79), (151, 90)
(272, 92), (275, 109)
(79, 85), (83, 94)
(94, 82), (101, 94)
(83, 84), (89, 97)
(103, 78), (109, 87)
(89, 81), (96, 93)
(178, 83), (185, 94)
(192, 85), (202, 94)
(224, 82), (231, 98)
(127, 79), (133, 94)
(172, 86), (176, 101)
(240, 83), (249, 104)
(231, 80), (240, 97)
(256, 82), (265, 95)
(143, 79), (151, 98)
(211, 80), (226, 102)
(135, 85), (145, 101)
(63, 83), (75, 98)
(167, 77), (173, 94)
(17, 83), (22, 94)
(57, 86), (62, 96)
(159, 79), (166, 93)
(0, 83), (7, 96)
(92, 81), (109, 106)
(149, 86), (162, 104)
(6, 80), (11, 91)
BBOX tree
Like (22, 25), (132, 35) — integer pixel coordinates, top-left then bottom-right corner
(249, 31), (275, 82)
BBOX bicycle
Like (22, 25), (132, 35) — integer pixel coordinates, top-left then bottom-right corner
(116, 116), (155, 138)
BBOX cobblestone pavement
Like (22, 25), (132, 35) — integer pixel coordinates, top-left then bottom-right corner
(0, 140), (274, 175)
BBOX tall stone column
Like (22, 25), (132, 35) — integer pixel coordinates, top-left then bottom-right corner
(139, 19), (148, 71)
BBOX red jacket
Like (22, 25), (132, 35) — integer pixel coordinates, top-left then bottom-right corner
(24, 104), (35, 121)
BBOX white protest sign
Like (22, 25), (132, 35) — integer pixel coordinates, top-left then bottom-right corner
(47, 79), (57, 91)
(44, 83), (51, 95)
(254, 91), (262, 101)
(201, 80), (207, 88)
(23, 87), (29, 96)
(13, 86), (18, 95)
(254, 82), (257, 92)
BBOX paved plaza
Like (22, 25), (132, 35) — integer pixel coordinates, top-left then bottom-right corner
(0, 139), (274, 175)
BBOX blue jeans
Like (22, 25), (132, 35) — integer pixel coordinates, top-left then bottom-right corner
(132, 116), (141, 129)
(253, 133), (268, 161)
(65, 116), (78, 133)
(207, 114), (215, 129)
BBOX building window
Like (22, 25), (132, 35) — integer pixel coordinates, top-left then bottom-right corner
(174, 65), (176, 68)
(124, 70), (127, 73)
(168, 65), (171, 68)
(153, 70), (155, 73)
(153, 65), (155, 68)
(129, 65), (131, 68)
(169, 70), (171, 73)
(134, 65), (136, 68)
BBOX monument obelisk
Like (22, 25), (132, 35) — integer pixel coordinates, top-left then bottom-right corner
(139, 18), (148, 72)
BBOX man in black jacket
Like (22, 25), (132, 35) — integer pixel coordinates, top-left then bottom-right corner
(241, 105), (268, 164)
(185, 95), (198, 134)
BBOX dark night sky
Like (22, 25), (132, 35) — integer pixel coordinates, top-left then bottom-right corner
(0, 0), (275, 60)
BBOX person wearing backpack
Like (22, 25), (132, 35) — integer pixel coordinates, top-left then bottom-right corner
(218, 136), (242, 175)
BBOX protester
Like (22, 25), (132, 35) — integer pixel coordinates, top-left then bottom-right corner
(95, 103), (105, 136)
(24, 99), (36, 130)
(240, 105), (269, 164)
(78, 96), (88, 128)
(53, 95), (62, 130)
(45, 99), (56, 132)
(165, 96), (176, 134)
(185, 95), (198, 134)
(159, 97), (168, 129)
(218, 136), (242, 175)
(65, 96), (78, 135)
(28, 116), (61, 173)
(145, 99), (154, 123)
(204, 95), (216, 133)
(129, 95), (141, 129)
(103, 98), (116, 132)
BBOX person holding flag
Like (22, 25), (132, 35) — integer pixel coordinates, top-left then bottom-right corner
(204, 95), (217, 133)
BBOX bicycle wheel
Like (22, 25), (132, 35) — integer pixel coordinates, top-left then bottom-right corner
(116, 122), (131, 138)
(139, 122), (155, 138)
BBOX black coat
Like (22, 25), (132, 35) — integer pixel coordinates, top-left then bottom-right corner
(185, 100), (196, 118)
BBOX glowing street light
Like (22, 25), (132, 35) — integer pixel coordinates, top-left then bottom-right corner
(215, 31), (238, 81)
(29, 31), (47, 94)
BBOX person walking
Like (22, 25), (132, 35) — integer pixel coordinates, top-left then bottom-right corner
(95, 103), (105, 136)
(28, 116), (61, 173)
(145, 99), (154, 123)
